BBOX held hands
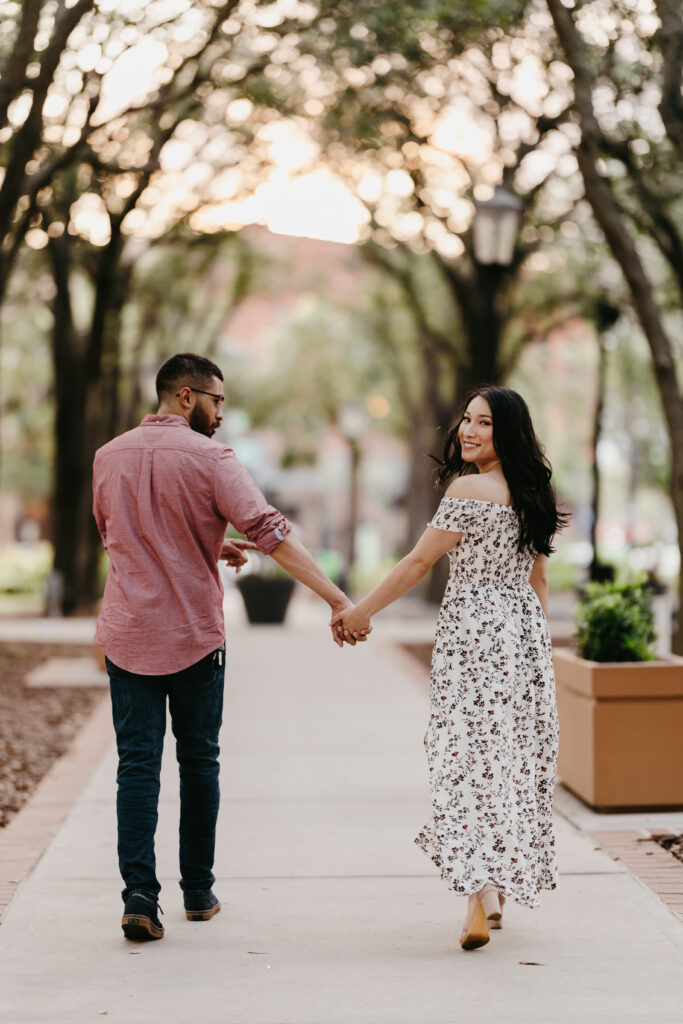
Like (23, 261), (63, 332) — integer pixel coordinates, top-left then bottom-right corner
(330, 602), (372, 647)
(220, 537), (259, 573)
(329, 599), (372, 648)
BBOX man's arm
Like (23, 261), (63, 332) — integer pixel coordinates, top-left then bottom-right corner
(213, 449), (363, 645)
(269, 533), (364, 647)
(214, 449), (292, 553)
(92, 464), (107, 549)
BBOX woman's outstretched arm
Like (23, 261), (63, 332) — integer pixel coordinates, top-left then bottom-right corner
(331, 526), (461, 640)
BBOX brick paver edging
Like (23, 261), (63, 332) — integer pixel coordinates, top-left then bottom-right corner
(0, 694), (113, 923)
(589, 829), (683, 921)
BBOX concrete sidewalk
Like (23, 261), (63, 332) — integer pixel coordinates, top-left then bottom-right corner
(1, 616), (683, 1023)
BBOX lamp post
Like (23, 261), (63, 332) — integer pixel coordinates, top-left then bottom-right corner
(453, 185), (523, 404)
(472, 185), (524, 267)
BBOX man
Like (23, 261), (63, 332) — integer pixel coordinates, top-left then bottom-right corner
(93, 353), (359, 942)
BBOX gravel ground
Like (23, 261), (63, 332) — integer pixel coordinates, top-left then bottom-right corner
(0, 643), (103, 828)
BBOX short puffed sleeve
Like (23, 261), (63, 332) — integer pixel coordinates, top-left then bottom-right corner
(429, 497), (474, 533)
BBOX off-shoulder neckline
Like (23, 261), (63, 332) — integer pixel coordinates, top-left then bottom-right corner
(442, 496), (515, 510)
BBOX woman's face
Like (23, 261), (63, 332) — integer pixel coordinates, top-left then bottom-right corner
(458, 395), (497, 467)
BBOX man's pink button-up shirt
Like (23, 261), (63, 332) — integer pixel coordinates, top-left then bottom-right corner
(93, 414), (291, 674)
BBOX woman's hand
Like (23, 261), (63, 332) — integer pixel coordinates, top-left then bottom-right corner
(331, 603), (372, 644)
(329, 599), (372, 647)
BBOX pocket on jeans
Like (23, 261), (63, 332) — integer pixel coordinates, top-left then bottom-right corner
(176, 646), (225, 691)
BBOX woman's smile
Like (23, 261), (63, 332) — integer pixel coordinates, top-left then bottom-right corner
(458, 395), (497, 467)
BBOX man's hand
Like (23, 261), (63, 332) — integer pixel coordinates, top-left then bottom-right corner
(220, 538), (259, 573)
(329, 600), (372, 648)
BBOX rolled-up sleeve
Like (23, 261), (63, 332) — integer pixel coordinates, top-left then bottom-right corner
(214, 448), (292, 554)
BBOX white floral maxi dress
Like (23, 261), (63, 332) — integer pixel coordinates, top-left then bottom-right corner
(415, 497), (559, 908)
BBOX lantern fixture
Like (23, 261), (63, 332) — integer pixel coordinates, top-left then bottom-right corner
(472, 185), (523, 267)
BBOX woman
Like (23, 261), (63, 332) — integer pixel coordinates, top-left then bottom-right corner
(333, 386), (566, 951)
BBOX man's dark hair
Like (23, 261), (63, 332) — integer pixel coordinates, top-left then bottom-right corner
(156, 353), (223, 402)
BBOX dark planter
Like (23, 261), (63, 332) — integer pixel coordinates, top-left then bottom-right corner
(236, 576), (295, 624)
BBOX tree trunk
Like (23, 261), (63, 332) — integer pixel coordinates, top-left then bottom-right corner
(578, 151), (683, 645)
(49, 231), (128, 613)
(406, 418), (441, 552)
(0, 0), (96, 304)
(446, 260), (507, 409)
(405, 408), (445, 606)
(546, 0), (683, 652)
(49, 234), (96, 613)
(589, 335), (606, 579)
(345, 437), (361, 586)
(424, 361), (459, 605)
(405, 341), (450, 549)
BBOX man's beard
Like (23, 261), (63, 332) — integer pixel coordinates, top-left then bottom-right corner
(189, 405), (216, 437)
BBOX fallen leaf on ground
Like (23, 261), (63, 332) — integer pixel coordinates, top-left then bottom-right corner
(247, 951), (268, 955)
(519, 961), (544, 966)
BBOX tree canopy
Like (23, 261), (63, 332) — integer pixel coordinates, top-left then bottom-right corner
(0, 0), (682, 636)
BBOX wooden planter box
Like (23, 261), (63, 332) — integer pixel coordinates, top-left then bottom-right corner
(554, 648), (683, 810)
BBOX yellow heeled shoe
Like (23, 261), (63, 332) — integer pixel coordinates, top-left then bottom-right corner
(460, 895), (490, 951)
(487, 890), (505, 930)
(480, 884), (503, 930)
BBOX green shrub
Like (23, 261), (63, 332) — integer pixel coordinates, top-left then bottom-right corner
(574, 579), (656, 663)
(0, 541), (52, 594)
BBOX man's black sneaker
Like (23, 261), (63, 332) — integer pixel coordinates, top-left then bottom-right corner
(183, 889), (221, 921)
(121, 892), (164, 941)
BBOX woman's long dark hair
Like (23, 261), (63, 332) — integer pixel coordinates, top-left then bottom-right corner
(432, 385), (568, 556)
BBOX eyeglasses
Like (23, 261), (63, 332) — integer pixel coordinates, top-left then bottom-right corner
(176, 386), (224, 407)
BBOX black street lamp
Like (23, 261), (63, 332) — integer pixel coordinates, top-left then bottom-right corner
(451, 185), (524, 404)
(472, 185), (524, 267)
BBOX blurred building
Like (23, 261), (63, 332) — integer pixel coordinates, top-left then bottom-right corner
(215, 227), (411, 575)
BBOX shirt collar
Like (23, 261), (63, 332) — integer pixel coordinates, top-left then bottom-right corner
(141, 414), (191, 428)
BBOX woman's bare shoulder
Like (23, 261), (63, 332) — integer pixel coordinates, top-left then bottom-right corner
(444, 475), (502, 502)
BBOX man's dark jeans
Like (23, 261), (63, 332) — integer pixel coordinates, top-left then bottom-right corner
(107, 647), (225, 902)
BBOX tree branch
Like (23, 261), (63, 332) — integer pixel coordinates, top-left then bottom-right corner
(429, 247), (478, 339)
(36, 0), (96, 93)
(0, 0), (95, 244)
(0, 0), (42, 130)
(545, 0), (683, 466)
(363, 243), (461, 362)
(23, 94), (100, 195)
(655, 0), (683, 163)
